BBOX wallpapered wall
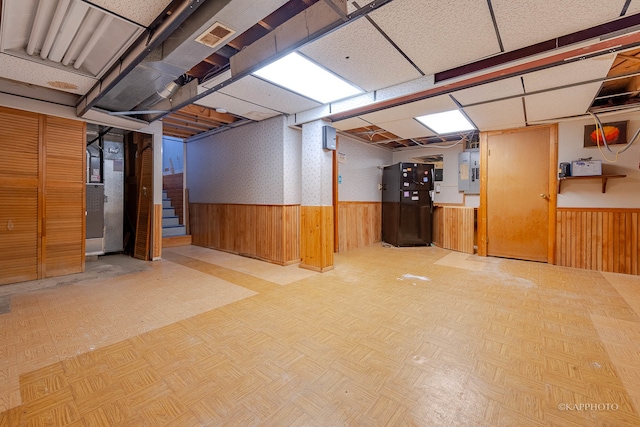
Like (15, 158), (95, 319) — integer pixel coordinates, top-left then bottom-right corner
(337, 134), (392, 202)
(187, 116), (291, 205)
(283, 125), (302, 205)
(301, 120), (333, 206)
(558, 111), (640, 208)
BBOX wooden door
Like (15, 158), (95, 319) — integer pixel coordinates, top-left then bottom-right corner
(43, 117), (86, 277)
(134, 137), (153, 260)
(0, 108), (41, 285)
(480, 125), (557, 262)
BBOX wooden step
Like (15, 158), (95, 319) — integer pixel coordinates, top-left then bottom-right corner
(162, 234), (192, 248)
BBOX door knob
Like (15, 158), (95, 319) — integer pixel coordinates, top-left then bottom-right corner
(540, 193), (549, 199)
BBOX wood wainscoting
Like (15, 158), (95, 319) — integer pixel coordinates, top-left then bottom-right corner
(162, 173), (183, 224)
(337, 202), (381, 252)
(190, 204), (300, 265)
(300, 205), (333, 272)
(556, 208), (640, 275)
(433, 206), (476, 254)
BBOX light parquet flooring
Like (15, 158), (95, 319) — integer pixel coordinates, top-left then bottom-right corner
(1, 244), (640, 426)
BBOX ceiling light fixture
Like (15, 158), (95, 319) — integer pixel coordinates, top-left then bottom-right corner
(415, 110), (476, 134)
(40, 0), (71, 60)
(252, 52), (363, 104)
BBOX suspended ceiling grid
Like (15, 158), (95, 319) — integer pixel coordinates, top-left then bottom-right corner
(1, 0), (640, 147)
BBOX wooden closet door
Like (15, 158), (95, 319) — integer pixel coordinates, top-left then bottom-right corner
(43, 117), (86, 277)
(0, 108), (41, 285)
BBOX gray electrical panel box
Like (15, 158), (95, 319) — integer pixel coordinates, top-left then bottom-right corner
(458, 150), (480, 194)
(323, 125), (336, 150)
(86, 184), (104, 239)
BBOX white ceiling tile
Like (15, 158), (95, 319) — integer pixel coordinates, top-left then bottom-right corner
(377, 118), (435, 138)
(463, 98), (525, 131)
(87, 0), (172, 26)
(299, 18), (421, 92)
(0, 53), (96, 95)
(625, 0), (640, 14)
(215, 0), (288, 33)
(451, 77), (524, 106)
(491, 0), (627, 52)
(332, 117), (372, 131)
(219, 76), (321, 114)
(522, 55), (615, 93)
(369, 0), (501, 75)
(195, 91), (281, 121)
(360, 95), (457, 124)
(524, 82), (602, 122)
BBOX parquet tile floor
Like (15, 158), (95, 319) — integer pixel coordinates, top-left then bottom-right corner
(1, 244), (639, 426)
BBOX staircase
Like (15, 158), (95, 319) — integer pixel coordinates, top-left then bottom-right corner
(162, 191), (191, 247)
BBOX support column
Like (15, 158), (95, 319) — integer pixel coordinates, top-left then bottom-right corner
(300, 120), (334, 272)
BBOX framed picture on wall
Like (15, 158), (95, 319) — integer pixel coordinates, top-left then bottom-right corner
(584, 121), (627, 147)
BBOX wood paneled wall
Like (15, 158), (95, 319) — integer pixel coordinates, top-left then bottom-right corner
(0, 107), (85, 286)
(190, 203), (300, 265)
(433, 206), (476, 254)
(153, 204), (163, 259)
(300, 206), (333, 272)
(556, 208), (640, 275)
(162, 173), (183, 224)
(337, 202), (381, 252)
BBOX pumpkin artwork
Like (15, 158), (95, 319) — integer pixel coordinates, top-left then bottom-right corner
(590, 125), (620, 144)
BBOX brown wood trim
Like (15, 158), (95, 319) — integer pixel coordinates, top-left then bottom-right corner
(478, 131), (488, 257)
(433, 202), (467, 207)
(81, 120), (86, 273)
(38, 114), (46, 279)
(153, 204), (163, 259)
(333, 140), (339, 253)
(557, 207), (640, 213)
(548, 124), (558, 265)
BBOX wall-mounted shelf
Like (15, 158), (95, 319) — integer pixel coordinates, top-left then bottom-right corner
(557, 174), (626, 194)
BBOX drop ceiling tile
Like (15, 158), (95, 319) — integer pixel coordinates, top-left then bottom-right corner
(88, 0), (173, 26)
(0, 53), (96, 95)
(377, 118), (435, 138)
(360, 95), (457, 124)
(491, 0), (627, 52)
(219, 76), (321, 114)
(299, 18), (421, 92)
(369, 0), (500, 75)
(522, 55), (615, 93)
(524, 82), (602, 122)
(332, 117), (372, 131)
(195, 91), (281, 121)
(463, 98), (525, 131)
(451, 77), (524, 106)
(626, 0), (640, 14)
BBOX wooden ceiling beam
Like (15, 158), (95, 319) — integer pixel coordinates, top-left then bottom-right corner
(162, 118), (211, 133)
(179, 105), (236, 124)
(162, 125), (195, 138)
(170, 112), (228, 128)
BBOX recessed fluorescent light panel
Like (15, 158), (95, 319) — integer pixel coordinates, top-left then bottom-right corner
(416, 110), (476, 134)
(253, 52), (363, 104)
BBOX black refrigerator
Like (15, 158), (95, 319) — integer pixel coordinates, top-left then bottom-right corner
(382, 162), (434, 246)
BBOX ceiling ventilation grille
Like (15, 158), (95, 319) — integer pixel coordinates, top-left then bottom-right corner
(195, 22), (235, 49)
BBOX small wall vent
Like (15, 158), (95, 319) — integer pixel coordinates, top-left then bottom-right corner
(195, 22), (235, 49)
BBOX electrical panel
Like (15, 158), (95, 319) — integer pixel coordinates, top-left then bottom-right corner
(322, 125), (336, 150)
(458, 149), (480, 194)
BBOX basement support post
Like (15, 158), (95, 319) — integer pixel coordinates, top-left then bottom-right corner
(300, 120), (334, 272)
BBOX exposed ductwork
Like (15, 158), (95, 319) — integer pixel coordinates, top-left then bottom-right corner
(85, 0), (290, 117)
